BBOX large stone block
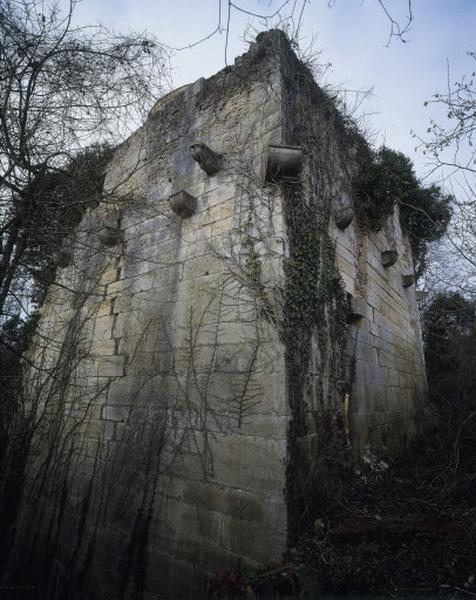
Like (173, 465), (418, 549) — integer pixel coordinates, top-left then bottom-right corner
(102, 405), (131, 423)
(209, 433), (287, 493)
(96, 354), (126, 377)
(93, 315), (115, 341)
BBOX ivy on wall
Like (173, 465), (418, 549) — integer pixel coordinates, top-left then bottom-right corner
(283, 189), (346, 333)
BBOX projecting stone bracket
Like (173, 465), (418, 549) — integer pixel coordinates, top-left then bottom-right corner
(56, 247), (73, 268)
(98, 225), (123, 247)
(334, 206), (354, 229)
(190, 142), (223, 175)
(264, 144), (303, 182)
(169, 190), (197, 218)
(402, 273), (415, 288)
(347, 295), (370, 323)
(381, 249), (398, 268)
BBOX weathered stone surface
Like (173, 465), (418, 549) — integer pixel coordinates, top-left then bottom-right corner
(381, 249), (399, 267)
(19, 29), (430, 600)
(56, 247), (73, 268)
(348, 296), (370, 322)
(190, 142), (223, 175)
(334, 206), (354, 229)
(102, 404), (130, 423)
(265, 144), (303, 181)
(98, 224), (123, 247)
(169, 190), (197, 218)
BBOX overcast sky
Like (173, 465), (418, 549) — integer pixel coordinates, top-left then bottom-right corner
(70, 0), (475, 181)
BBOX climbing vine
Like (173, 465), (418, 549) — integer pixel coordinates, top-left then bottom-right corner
(283, 186), (347, 333)
(275, 43), (357, 541)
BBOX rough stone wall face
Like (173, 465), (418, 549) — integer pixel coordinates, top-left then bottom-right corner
(16, 31), (429, 599)
(335, 206), (429, 451)
(19, 38), (290, 600)
(274, 41), (429, 537)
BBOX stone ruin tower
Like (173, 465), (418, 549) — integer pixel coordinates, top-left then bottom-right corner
(17, 31), (429, 600)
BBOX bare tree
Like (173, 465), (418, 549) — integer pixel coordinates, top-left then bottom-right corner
(416, 52), (476, 296)
(0, 0), (171, 326)
(174, 0), (414, 64)
(422, 53), (476, 178)
(0, 3), (170, 580)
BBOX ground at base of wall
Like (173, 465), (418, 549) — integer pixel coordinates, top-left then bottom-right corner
(207, 418), (476, 599)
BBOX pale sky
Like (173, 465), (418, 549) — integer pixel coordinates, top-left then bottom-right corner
(69, 0), (476, 182)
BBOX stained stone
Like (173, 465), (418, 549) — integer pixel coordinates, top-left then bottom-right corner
(334, 206), (354, 229)
(265, 144), (303, 181)
(169, 190), (197, 218)
(56, 248), (72, 268)
(381, 249), (398, 268)
(348, 296), (370, 322)
(98, 225), (123, 247)
(190, 143), (223, 175)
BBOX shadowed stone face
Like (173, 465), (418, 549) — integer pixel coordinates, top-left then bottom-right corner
(264, 144), (303, 182)
(168, 190), (197, 218)
(98, 225), (123, 247)
(56, 247), (72, 268)
(190, 142), (222, 175)
(381, 249), (399, 267)
(334, 206), (354, 230)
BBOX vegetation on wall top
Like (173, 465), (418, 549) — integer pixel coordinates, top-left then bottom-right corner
(355, 146), (453, 277)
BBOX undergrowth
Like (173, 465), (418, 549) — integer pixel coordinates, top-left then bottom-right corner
(207, 409), (476, 597)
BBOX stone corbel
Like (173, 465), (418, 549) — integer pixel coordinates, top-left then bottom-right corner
(56, 247), (73, 268)
(190, 143), (223, 175)
(347, 295), (369, 322)
(98, 225), (123, 247)
(169, 190), (197, 218)
(381, 249), (398, 268)
(265, 144), (303, 182)
(402, 273), (415, 288)
(334, 206), (354, 230)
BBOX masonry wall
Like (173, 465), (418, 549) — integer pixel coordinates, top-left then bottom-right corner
(17, 37), (291, 600)
(274, 35), (430, 536)
(334, 206), (429, 451)
(15, 31), (429, 600)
